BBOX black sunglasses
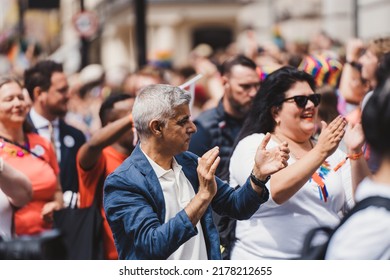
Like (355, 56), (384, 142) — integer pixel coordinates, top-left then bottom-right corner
(280, 94), (321, 108)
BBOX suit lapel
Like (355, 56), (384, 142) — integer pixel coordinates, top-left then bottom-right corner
(58, 120), (67, 166)
(176, 153), (199, 193)
(131, 146), (201, 223)
(131, 145), (166, 222)
(26, 113), (38, 133)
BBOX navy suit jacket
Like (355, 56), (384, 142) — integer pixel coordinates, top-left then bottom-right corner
(103, 144), (263, 260)
(27, 114), (86, 193)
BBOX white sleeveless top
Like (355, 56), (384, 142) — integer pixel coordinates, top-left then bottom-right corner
(0, 188), (13, 240)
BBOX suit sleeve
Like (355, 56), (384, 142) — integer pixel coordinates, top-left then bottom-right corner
(103, 172), (198, 259)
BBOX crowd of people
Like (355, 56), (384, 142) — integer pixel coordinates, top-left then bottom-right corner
(0, 30), (389, 260)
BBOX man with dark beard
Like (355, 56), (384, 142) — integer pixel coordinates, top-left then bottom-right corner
(24, 60), (86, 208)
(189, 54), (260, 181)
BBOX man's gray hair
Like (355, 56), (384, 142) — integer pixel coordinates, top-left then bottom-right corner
(132, 84), (191, 140)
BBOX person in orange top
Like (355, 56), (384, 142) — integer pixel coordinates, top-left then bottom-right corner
(0, 76), (63, 236)
(77, 93), (135, 260)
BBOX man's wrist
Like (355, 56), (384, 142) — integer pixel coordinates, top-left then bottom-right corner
(250, 170), (270, 186)
(197, 189), (214, 203)
(250, 170), (270, 203)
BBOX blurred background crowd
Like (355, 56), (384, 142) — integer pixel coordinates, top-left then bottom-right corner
(1, 0), (389, 137)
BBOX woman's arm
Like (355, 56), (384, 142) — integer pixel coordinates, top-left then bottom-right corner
(343, 122), (371, 196)
(271, 116), (347, 204)
(338, 39), (366, 105)
(0, 157), (32, 208)
(41, 175), (64, 222)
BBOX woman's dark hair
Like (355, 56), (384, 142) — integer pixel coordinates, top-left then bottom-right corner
(375, 52), (390, 86)
(317, 86), (339, 124)
(234, 66), (316, 147)
(362, 77), (390, 156)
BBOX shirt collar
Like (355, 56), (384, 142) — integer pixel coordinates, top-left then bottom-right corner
(140, 147), (182, 179)
(30, 108), (59, 129)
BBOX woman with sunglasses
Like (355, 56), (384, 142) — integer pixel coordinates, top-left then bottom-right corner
(228, 66), (370, 259)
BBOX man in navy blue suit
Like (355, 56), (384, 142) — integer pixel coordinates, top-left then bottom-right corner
(24, 60), (86, 208)
(103, 84), (290, 260)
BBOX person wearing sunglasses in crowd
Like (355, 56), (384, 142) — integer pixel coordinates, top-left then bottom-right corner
(228, 66), (370, 259)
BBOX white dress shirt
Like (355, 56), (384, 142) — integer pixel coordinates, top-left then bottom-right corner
(0, 188), (13, 240)
(29, 108), (61, 161)
(142, 149), (208, 260)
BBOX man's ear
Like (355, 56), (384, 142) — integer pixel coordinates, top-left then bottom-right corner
(221, 75), (229, 87)
(33, 87), (44, 101)
(149, 119), (162, 136)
